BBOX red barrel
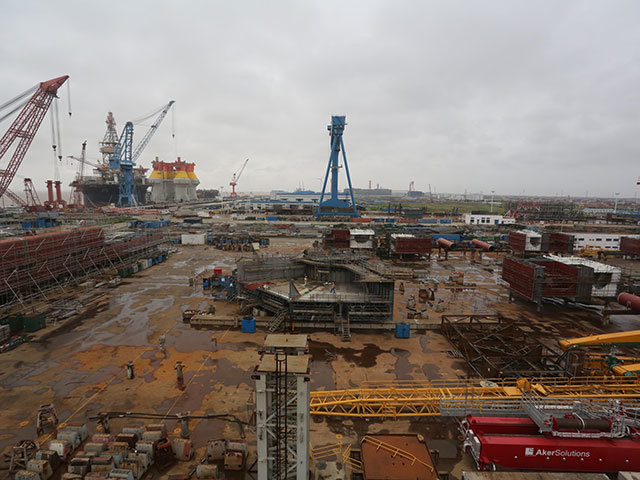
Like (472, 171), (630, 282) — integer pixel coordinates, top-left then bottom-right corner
(472, 239), (494, 252)
(436, 237), (456, 250)
(618, 292), (640, 312)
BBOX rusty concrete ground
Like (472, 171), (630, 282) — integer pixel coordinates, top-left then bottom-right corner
(1, 237), (638, 479)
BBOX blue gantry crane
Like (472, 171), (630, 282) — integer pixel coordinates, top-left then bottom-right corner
(315, 115), (358, 217)
(109, 122), (137, 206)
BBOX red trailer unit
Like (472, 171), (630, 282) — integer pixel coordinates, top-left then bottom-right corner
(463, 418), (640, 473)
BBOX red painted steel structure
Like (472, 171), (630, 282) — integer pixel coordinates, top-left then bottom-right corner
(0, 227), (164, 305)
(0, 75), (69, 198)
(501, 257), (588, 303)
(463, 415), (640, 472)
(621, 236), (640, 256)
(508, 231), (528, 253)
(548, 233), (574, 253)
(392, 236), (432, 255)
(325, 229), (350, 249)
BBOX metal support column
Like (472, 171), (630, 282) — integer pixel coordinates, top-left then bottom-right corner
(255, 334), (310, 480)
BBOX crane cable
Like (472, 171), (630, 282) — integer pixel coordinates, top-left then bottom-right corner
(172, 104), (178, 158)
(0, 84), (37, 113)
(66, 79), (72, 117)
(131, 102), (169, 125)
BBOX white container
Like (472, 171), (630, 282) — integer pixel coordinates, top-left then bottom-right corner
(181, 233), (206, 245)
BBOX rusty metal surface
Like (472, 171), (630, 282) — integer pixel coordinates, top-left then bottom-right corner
(360, 434), (437, 480)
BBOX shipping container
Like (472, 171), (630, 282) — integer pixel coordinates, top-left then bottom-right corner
(181, 233), (206, 245)
(24, 313), (46, 332)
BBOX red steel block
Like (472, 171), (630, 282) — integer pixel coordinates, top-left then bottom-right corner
(621, 236), (640, 256)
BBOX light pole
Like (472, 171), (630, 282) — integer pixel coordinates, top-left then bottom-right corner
(491, 190), (495, 213)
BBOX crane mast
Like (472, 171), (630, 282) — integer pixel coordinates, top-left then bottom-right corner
(0, 75), (69, 199)
(229, 158), (248, 197)
(109, 122), (137, 206)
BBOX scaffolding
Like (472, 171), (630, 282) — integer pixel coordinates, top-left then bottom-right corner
(0, 227), (166, 307)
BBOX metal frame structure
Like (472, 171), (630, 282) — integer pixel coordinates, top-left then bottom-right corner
(315, 116), (358, 217)
(441, 315), (564, 378)
(309, 376), (640, 418)
(255, 335), (310, 480)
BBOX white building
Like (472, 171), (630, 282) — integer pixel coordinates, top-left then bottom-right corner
(568, 233), (621, 251)
(464, 214), (516, 225)
(545, 254), (621, 297)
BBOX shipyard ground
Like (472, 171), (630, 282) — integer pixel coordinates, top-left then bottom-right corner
(1, 237), (639, 479)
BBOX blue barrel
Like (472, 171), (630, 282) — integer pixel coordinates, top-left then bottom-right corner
(241, 317), (256, 333)
(148, 258), (153, 267)
(395, 323), (410, 338)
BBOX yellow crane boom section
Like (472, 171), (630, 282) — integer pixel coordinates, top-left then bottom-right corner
(559, 330), (640, 350)
(309, 376), (640, 418)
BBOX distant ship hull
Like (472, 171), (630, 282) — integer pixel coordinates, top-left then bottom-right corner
(81, 182), (149, 207)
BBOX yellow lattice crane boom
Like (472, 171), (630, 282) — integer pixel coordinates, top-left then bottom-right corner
(309, 376), (640, 418)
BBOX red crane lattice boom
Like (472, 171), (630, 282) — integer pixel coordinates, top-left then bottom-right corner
(0, 75), (69, 198)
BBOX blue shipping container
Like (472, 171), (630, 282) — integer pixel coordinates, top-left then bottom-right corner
(266, 216), (278, 221)
(241, 317), (256, 333)
(395, 324), (410, 338)
(439, 219), (452, 224)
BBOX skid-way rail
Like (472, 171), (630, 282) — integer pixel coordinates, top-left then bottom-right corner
(309, 376), (640, 418)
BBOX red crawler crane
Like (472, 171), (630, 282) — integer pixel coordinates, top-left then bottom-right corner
(0, 75), (69, 199)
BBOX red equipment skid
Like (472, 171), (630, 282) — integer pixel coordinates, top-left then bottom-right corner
(462, 415), (640, 472)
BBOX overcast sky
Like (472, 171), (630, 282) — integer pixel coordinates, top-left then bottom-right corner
(1, 0), (639, 198)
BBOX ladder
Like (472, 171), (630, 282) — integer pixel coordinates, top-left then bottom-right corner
(267, 310), (287, 333)
(340, 316), (351, 342)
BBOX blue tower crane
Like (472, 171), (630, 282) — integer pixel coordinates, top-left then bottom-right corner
(315, 115), (358, 217)
(109, 122), (138, 206)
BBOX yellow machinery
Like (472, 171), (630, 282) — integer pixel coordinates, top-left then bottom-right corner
(559, 330), (640, 350)
(559, 330), (640, 376)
